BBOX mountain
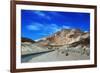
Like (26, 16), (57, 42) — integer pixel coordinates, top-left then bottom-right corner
(21, 28), (90, 63)
(38, 28), (90, 48)
(21, 37), (35, 43)
(21, 29), (90, 55)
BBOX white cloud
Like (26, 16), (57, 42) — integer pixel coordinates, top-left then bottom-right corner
(26, 22), (43, 30)
(27, 22), (71, 36)
(84, 31), (88, 32)
(34, 11), (51, 20)
(62, 25), (71, 29)
(51, 24), (61, 32)
(34, 11), (45, 17)
(27, 25), (40, 30)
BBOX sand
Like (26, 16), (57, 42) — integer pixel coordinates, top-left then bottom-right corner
(21, 49), (90, 63)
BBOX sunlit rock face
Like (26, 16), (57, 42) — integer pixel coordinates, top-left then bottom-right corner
(38, 29), (90, 48)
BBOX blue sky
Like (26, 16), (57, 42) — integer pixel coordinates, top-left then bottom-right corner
(21, 10), (90, 40)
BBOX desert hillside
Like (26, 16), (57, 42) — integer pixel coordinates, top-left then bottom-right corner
(21, 29), (90, 62)
(38, 29), (90, 49)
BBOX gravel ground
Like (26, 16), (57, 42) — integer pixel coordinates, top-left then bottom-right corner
(22, 49), (90, 63)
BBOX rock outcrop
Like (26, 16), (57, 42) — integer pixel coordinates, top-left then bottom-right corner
(38, 29), (90, 49)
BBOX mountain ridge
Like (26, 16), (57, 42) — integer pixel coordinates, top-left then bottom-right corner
(37, 28), (90, 48)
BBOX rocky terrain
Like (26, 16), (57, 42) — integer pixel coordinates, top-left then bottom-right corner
(21, 37), (50, 55)
(39, 29), (89, 46)
(21, 29), (90, 62)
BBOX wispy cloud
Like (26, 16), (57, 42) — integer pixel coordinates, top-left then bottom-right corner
(26, 22), (72, 39)
(34, 11), (45, 17)
(27, 25), (39, 30)
(26, 22), (43, 31)
(62, 25), (71, 29)
(34, 11), (51, 20)
(48, 24), (61, 32)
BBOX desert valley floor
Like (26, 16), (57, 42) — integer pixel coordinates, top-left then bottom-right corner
(22, 49), (90, 63)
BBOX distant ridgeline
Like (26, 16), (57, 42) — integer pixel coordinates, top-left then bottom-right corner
(21, 37), (35, 43)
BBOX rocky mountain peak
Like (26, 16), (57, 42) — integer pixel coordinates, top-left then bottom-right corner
(38, 28), (90, 48)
